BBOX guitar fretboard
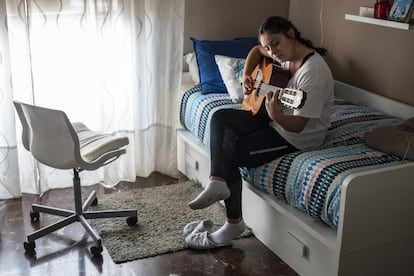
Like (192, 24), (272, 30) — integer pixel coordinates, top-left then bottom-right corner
(257, 83), (282, 96)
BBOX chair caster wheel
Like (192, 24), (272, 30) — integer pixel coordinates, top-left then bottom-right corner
(30, 211), (40, 222)
(24, 241), (36, 254)
(90, 245), (103, 256)
(126, 216), (138, 226)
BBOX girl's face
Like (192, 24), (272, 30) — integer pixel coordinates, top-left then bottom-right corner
(260, 30), (294, 63)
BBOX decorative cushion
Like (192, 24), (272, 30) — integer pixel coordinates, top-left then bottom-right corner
(184, 52), (200, 84)
(214, 55), (246, 103)
(364, 117), (414, 161)
(191, 37), (258, 94)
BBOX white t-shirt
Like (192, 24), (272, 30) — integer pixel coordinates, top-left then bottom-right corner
(270, 52), (334, 151)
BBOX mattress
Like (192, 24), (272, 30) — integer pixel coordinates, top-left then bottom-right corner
(179, 86), (405, 229)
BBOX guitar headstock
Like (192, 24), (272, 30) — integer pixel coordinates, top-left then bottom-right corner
(278, 88), (306, 109)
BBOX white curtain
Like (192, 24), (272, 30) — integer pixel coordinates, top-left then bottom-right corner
(0, 0), (184, 199)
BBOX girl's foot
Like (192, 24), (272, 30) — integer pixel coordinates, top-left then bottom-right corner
(188, 180), (230, 209)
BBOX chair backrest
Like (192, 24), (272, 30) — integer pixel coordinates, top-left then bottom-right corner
(13, 101), (82, 170)
(13, 101), (31, 151)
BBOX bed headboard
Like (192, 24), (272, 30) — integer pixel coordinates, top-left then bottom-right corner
(335, 80), (414, 120)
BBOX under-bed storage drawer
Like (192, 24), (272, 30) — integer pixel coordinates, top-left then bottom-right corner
(177, 129), (210, 188)
(242, 182), (339, 276)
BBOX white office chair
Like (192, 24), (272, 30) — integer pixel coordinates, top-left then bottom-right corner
(14, 101), (138, 256)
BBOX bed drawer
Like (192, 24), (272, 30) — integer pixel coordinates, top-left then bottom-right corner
(177, 129), (210, 188)
(242, 182), (339, 276)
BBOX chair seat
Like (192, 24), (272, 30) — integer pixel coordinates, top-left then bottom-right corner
(73, 122), (129, 162)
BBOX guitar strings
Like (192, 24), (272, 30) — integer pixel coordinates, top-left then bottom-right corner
(255, 83), (304, 108)
(257, 83), (282, 96)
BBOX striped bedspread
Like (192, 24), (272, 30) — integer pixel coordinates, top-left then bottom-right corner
(179, 86), (406, 230)
(179, 86), (241, 147)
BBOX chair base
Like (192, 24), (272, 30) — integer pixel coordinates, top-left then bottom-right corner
(24, 189), (138, 257)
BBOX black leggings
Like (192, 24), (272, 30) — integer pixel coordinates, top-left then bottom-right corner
(209, 108), (298, 219)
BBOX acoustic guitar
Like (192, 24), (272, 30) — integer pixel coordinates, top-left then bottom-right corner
(241, 58), (306, 116)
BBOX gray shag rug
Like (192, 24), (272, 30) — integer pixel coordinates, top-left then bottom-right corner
(90, 180), (252, 264)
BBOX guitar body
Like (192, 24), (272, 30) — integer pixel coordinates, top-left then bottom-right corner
(241, 58), (293, 116)
(241, 59), (274, 115)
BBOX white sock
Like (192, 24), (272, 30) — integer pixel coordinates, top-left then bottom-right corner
(188, 180), (230, 210)
(209, 221), (246, 245)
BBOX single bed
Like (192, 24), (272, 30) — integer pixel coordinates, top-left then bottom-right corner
(177, 72), (414, 275)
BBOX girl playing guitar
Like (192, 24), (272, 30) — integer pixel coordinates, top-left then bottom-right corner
(185, 16), (334, 250)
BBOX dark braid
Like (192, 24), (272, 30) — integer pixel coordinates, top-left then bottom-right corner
(259, 16), (327, 56)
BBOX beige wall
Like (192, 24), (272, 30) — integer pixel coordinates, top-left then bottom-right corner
(290, 0), (414, 106)
(184, 0), (290, 53)
(184, 0), (414, 106)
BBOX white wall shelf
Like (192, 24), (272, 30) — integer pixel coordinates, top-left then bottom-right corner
(345, 14), (413, 30)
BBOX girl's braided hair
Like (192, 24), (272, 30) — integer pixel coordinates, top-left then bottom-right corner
(259, 16), (327, 56)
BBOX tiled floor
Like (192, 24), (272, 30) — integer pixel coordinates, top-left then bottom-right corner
(0, 172), (298, 276)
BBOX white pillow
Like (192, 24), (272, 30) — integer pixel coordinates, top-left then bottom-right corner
(214, 55), (246, 103)
(184, 52), (200, 84)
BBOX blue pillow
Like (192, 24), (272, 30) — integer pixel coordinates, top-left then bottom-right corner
(191, 37), (259, 94)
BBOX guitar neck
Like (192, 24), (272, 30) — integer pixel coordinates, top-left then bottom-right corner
(256, 83), (282, 96)
(255, 82), (306, 109)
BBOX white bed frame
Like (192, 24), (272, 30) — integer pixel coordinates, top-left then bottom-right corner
(177, 79), (414, 276)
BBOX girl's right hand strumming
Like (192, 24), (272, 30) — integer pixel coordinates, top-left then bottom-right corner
(243, 75), (254, 95)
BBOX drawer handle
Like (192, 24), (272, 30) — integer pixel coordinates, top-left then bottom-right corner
(287, 231), (308, 258)
(185, 153), (199, 170)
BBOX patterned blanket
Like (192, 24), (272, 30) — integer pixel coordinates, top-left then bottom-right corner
(179, 86), (406, 229)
